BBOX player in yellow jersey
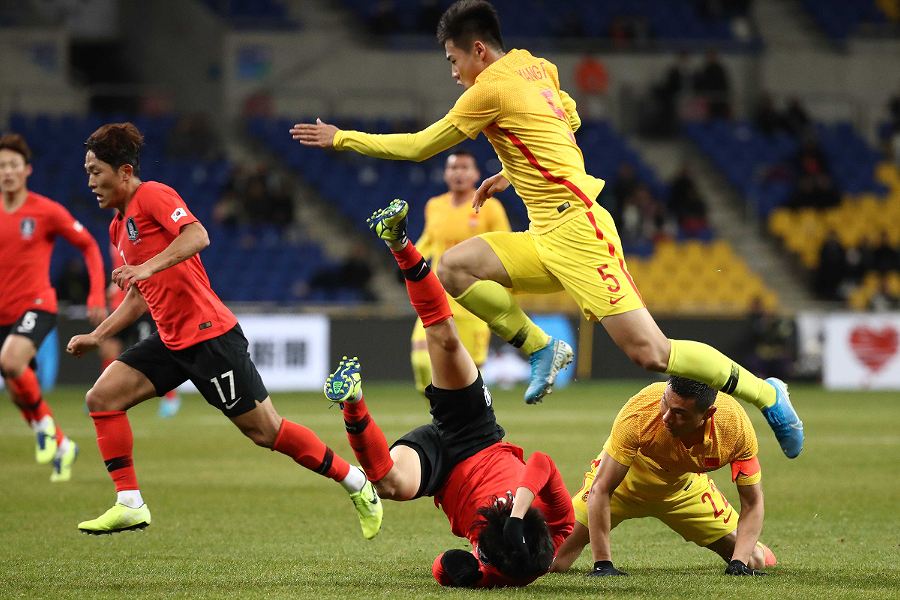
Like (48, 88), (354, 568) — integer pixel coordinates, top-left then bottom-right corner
(290, 0), (803, 459)
(551, 377), (777, 577)
(410, 150), (510, 392)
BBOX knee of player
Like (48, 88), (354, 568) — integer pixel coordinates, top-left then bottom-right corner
(624, 340), (668, 372)
(436, 256), (465, 295)
(242, 426), (276, 449)
(84, 385), (114, 412)
(0, 354), (24, 378)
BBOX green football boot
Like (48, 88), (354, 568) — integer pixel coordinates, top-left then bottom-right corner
(34, 420), (58, 464)
(78, 503), (151, 535)
(324, 356), (362, 406)
(50, 439), (78, 483)
(366, 199), (409, 244)
(349, 478), (383, 540)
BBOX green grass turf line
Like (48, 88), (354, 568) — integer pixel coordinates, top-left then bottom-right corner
(0, 382), (898, 598)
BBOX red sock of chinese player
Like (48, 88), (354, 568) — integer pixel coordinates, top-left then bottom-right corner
(272, 419), (364, 492)
(666, 340), (776, 410)
(90, 410), (143, 507)
(391, 242), (452, 327)
(8, 368), (64, 441)
(342, 396), (394, 482)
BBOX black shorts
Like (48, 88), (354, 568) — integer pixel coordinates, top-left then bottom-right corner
(113, 314), (157, 348)
(0, 310), (57, 373)
(117, 324), (268, 416)
(392, 373), (504, 499)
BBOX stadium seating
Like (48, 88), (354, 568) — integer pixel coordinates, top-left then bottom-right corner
(340, 0), (756, 47)
(199, 0), (298, 29)
(800, 0), (889, 42)
(7, 113), (354, 304)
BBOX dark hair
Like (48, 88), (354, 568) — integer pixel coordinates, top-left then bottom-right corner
(474, 499), (554, 581)
(85, 123), (144, 175)
(447, 149), (477, 165)
(437, 0), (504, 52)
(0, 133), (32, 164)
(668, 376), (717, 413)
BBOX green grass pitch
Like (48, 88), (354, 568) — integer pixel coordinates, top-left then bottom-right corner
(1, 381), (898, 599)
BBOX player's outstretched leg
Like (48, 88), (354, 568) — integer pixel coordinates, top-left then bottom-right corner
(325, 356), (388, 540)
(6, 366), (65, 464)
(523, 338), (574, 405)
(761, 377), (803, 459)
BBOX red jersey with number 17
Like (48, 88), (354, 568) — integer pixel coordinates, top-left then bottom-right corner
(0, 191), (105, 324)
(110, 182), (236, 350)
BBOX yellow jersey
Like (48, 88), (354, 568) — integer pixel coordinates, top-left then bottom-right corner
(604, 382), (762, 488)
(445, 49), (604, 234)
(416, 192), (511, 269)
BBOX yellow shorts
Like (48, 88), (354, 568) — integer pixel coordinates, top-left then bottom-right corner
(480, 204), (644, 321)
(572, 453), (738, 547)
(410, 297), (491, 366)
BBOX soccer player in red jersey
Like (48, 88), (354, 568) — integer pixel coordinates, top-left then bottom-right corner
(66, 123), (383, 538)
(0, 133), (108, 482)
(99, 245), (181, 418)
(324, 198), (574, 588)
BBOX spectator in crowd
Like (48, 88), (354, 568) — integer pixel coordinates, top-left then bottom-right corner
(815, 231), (848, 299)
(783, 97), (812, 138)
(867, 277), (900, 311)
(871, 231), (900, 274)
(619, 184), (674, 247)
(668, 165), (709, 236)
(166, 113), (222, 161)
(309, 242), (376, 302)
(887, 90), (900, 166)
(574, 54), (609, 119)
(609, 14), (650, 49)
(645, 52), (691, 137)
(214, 164), (295, 230)
(368, 0), (398, 35)
(753, 92), (783, 136)
(607, 162), (639, 225)
(745, 296), (795, 381)
(788, 138), (841, 209)
(693, 49), (731, 119)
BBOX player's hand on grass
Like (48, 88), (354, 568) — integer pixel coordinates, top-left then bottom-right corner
(66, 333), (100, 357)
(587, 560), (628, 576)
(86, 306), (109, 327)
(724, 559), (766, 576)
(473, 172), (509, 213)
(290, 118), (339, 148)
(112, 264), (152, 289)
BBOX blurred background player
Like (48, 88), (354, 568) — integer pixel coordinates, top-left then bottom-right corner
(410, 150), (510, 393)
(99, 244), (181, 418)
(291, 0), (803, 460)
(0, 132), (108, 482)
(324, 198), (573, 588)
(552, 377), (777, 577)
(66, 122), (382, 538)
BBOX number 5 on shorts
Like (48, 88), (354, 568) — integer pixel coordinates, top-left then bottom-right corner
(210, 370), (238, 409)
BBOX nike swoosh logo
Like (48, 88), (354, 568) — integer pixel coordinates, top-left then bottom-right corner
(610, 295), (626, 305)
(225, 398), (241, 410)
(367, 488), (379, 505)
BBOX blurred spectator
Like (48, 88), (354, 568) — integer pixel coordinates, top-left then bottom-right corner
(416, 0), (442, 34)
(745, 296), (795, 381)
(867, 277), (900, 311)
(619, 184), (674, 246)
(871, 231), (900, 274)
(214, 164), (295, 229)
(574, 54), (609, 119)
(607, 162), (640, 225)
(609, 15), (650, 49)
(783, 97), (812, 138)
(55, 258), (90, 304)
(693, 49), (731, 119)
(753, 92), (783, 136)
(815, 231), (848, 299)
(788, 138), (841, 209)
(668, 165), (709, 235)
(309, 242), (376, 301)
(888, 91), (900, 166)
(368, 0), (397, 35)
(166, 113), (221, 161)
(644, 52), (691, 137)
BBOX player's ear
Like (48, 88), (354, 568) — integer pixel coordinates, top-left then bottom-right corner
(705, 405), (717, 420)
(118, 163), (134, 181)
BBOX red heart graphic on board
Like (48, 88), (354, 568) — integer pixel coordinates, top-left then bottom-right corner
(848, 327), (899, 373)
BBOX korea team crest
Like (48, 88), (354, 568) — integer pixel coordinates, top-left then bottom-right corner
(20, 217), (36, 240)
(126, 217), (139, 241)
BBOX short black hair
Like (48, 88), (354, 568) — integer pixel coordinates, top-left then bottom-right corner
(447, 149), (477, 164)
(437, 0), (504, 52)
(668, 376), (717, 413)
(85, 122), (144, 175)
(0, 133), (32, 164)
(475, 499), (554, 581)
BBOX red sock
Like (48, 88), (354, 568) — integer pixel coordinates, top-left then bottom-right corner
(392, 242), (452, 327)
(273, 419), (351, 482)
(8, 369), (62, 440)
(90, 410), (139, 491)
(342, 397), (394, 482)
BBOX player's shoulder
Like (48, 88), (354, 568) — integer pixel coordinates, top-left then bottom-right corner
(712, 392), (757, 437)
(425, 192), (451, 208)
(137, 180), (181, 200)
(26, 191), (64, 212)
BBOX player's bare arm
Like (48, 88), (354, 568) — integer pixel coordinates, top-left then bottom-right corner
(112, 222), (210, 289)
(67, 285), (148, 357)
(290, 118), (339, 148)
(586, 452), (629, 570)
(731, 482), (765, 566)
(472, 171), (509, 212)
